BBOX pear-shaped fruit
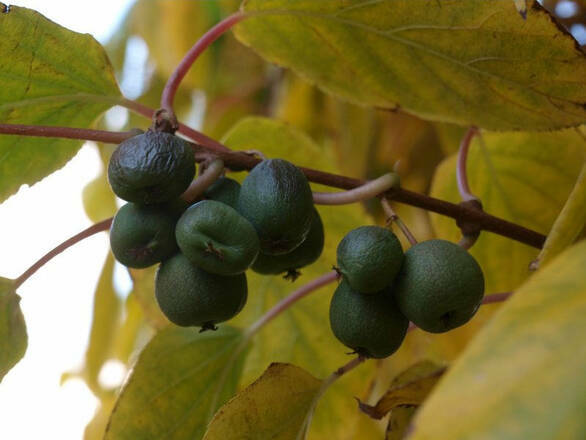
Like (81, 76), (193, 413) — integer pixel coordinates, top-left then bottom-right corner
(337, 226), (404, 294)
(394, 239), (484, 333)
(155, 253), (247, 330)
(175, 200), (260, 275)
(108, 130), (195, 204)
(329, 279), (408, 359)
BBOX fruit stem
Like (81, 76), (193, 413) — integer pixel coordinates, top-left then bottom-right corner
(14, 218), (113, 289)
(181, 159), (225, 203)
(457, 126), (480, 203)
(312, 172), (400, 205)
(159, 11), (247, 120)
(299, 355), (367, 439)
(0, 123), (135, 144)
(121, 98), (231, 153)
(482, 291), (512, 304)
(380, 197), (418, 246)
(244, 271), (340, 339)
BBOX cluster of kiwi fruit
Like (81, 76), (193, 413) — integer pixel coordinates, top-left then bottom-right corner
(107, 129), (324, 331)
(330, 227), (485, 358)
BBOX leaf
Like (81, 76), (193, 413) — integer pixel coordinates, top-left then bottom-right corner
(0, 6), (121, 203)
(430, 130), (585, 293)
(235, 0), (586, 130)
(204, 363), (322, 440)
(534, 161), (586, 269)
(105, 326), (249, 440)
(409, 239), (586, 440)
(385, 406), (417, 440)
(223, 117), (381, 439)
(129, 266), (170, 329)
(0, 277), (27, 382)
(359, 361), (446, 420)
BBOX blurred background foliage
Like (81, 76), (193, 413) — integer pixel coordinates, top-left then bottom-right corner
(67, 1), (586, 438)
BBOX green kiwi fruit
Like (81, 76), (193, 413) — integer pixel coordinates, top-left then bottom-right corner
(204, 176), (241, 209)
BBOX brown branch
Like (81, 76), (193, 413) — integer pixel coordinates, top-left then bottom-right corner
(0, 123), (135, 144)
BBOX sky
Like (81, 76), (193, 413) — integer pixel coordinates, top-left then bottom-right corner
(0, 1), (136, 439)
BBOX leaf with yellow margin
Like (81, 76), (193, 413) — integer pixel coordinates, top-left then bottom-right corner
(204, 363), (322, 440)
(235, 0), (586, 130)
(409, 239), (586, 439)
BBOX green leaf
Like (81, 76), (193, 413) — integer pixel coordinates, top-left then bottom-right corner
(534, 162), (586, 269)
(223, 117), (381, 439)
(235, 0), (586, 130)
(409, 239), (586, 439)
(0, 277), (27, 382)
(105, 326), (249, 440)
(0, 6), (121, 203)
(430, 130), (585, 293)
(204, 363), (322, 440)
(358, 361), (446, 420)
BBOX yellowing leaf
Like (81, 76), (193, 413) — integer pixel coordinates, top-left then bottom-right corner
(534, 161), (586, 269)
(0, 277), (27, 382)
(223, 117), (381, 439)
(410, 239), (586, 440)
(386, 405), (417, 440)
(105, 326), (249, 440)
(359, 361), (445, 420)
(430, 130), (585, 293)
(204, 363), (322, 440)
(235, 0), (586, 130)
(0, 6), (121, 203)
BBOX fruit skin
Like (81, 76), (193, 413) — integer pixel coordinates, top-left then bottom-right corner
(337, 226), (404, 294)
(252, 208), (324, 278)
(108, 130), (195, 204)
(329, 279), (408, 359)
(109, 199), (187, 268)
(175, 200), (260, 275)
(237, 159), (313, 255)
(155, 253), (248, 329)
(394, 239), (485, 333)
(205, 177), (241, 209)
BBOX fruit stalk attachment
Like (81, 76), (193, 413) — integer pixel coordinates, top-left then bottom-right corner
(181, 159), (225, 203)
(380, 197), (417, 246)
(312, 172), (400, 205)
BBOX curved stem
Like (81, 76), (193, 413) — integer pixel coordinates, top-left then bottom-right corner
(0, 123), (135, 144)
(482, 291), (512, 304)
(458, 234), (479, 250)
(245, 271), (339, 338)
(299, 355), (367, 440)
(181, 159), (225, 203)
(457, 126), (480, 203)
(313, 173), (399, 205)
(14, 218), (112, 289)
(121, 98), (230, 153)
(160, 12), (246, 118)
(380, 197), (417, 246)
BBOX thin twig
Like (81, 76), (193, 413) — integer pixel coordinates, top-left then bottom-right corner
(313, 173), (399, 205)
(380, 197), (418, 246)
(181, 159), (225, 203)
(0, 123), (135, 144)
(14, 218), (113, 289)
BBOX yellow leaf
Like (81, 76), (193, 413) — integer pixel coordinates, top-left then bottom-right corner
(204, 363), (322, 440)
(386, 406), (417, 440)
(235, 0), (586, 130)
(0, 277), (26, 382)
(410, 239), (586, 439)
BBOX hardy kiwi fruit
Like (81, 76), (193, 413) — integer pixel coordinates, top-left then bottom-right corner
(109, 199), (187, 268)
(204, 176), (241, 209)
(329, 279), (408, 359)
(155, 253), (248, 330)
(175, 200), (260, 275)
(237, 159), (313, 255)
(337, 226), (404, 294)
(108, 130), (195, 204)
(394, 239), (484, 333)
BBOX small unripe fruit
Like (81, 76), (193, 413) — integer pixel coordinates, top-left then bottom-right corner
(237, 159), (313, 255)
(108, 130), (195, 204)
(109, 199), (187, 268)
(155, 253), (247, 329)
(329, 279), (408, 359)
(337, 226), (404, 293)
(175, 200), (260, 275)
(205, 176), (241, 209)
(394, 239), (484, 333)
(251, 208), (324, 278)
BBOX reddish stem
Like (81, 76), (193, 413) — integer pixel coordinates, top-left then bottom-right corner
(457, 127), (480, 202)
(0, 123), (134, 144)
(482, 291), (512, 304)
(14, 218), (112, 289)
(160, 12), (246, 118)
